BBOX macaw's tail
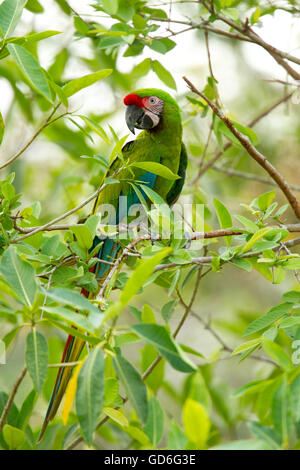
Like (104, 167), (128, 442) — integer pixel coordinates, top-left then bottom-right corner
(38, 333), (85, 441)
(38, 236), (120, 443)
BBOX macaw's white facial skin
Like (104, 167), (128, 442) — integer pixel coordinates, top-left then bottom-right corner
(124, 94), (164, 133)
(142, 96), (164, 128)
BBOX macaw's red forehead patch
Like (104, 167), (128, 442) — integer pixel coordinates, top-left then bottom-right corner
(123, 93), (144, 107)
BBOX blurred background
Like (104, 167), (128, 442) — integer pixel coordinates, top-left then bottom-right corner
(0, 0), (300, 448)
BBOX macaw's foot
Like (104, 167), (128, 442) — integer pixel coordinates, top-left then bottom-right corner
(183, 232), (192, 249)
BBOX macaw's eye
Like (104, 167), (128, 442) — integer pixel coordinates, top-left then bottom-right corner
(149, 97), (157, 104)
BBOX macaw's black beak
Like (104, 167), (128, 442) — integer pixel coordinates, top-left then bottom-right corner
(125, 105), (144, 135)
(125, 105), (155, 134)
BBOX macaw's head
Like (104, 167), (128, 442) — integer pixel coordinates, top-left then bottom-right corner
(123, 88), (178, 134)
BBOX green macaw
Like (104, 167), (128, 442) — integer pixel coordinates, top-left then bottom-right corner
(39, 88), (187, 440)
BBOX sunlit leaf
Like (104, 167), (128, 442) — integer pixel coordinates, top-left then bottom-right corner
(25, 329), (48, 393)
(7, 44), (52, 102)
(75, 347), (105, 446)
(63, 70), (112, 97)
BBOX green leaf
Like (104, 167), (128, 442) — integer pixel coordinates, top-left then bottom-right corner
(213, 198), (233, 246)
(0, 392), (19, 432)
(290, 374), (300, 421)
(139, 184), (173, 225)
(7, 44), (52, 102)
(161, 300), (177, 323)
(103, 407), (128, 427)
(151, 60), (176, 90)
(132, 13), (147, 29)
(63, 70), (112, 97)
(2, 181), (15, 199)
(131, 161), (180, 181)
(167, 421), (187, 450)
(249, 422), (281, 450)
(42, 306), (96, 334)
(125, 425), (151, 445)
(243, 302), (290, 336)
(142, 304), (156, 324)
(234, 379), (274, 398)
(18, 389), (36, 429)
(283, 291), (300, 303)
(212, 439), (268, 450)
(102, 0), (119, 15)
(149, 38), (176, 54)
(141, 344), (165, 393)
(25, 0), (44, 13)
(120, 248), (171, 306)
(132, 58), (151, 79)
(179, 343), (205, 359)
(74, 16), (89, 35)
(41, 234), (60, 256)
(284, 258), (300, 270)
(263, 339), (293, 371)
(242, 227), (272, 253)
(230, 257), (252, 272)
(232, 338), (261, 356)
(9, 30), (62, 44)
(251, 7), (261, 25)
(70, 224), (93, 250)
(113, 353), (148, 424)
(234, 214), (258, 233)
(233, 121), (259, 146)
(144, 396), (164, 447)
(79, 116), (111, 145)
(183, 398), (210, 447)
(272, 380), (293, 444)
(25, 329), (48, 393)
(104, 378), (120, 407)
(76, 346), (105, 446)
(252, 191), (276, 211)
(0, 0), (27, 38)
(131, 323), (196, 373)
(0, 246), (37, 307)
(114, 332), (140, 347)
(43, 287), (100, 318)
(1, 326), (19, 348)
(3, 424), (25, 450)
(0, 111), (4, 145)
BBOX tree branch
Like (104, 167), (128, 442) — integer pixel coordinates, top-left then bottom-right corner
(191, 91), (294, 184)
(184, 76), (300, 220)
(212, 164), (300, 192)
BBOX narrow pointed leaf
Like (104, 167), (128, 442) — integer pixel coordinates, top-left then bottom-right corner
(75, 347), (105, 446)
(113, 353), (148, 424)
(63, 70), (112, 97)
(7, 44), (52, 102)
(131, 323), (197, 373)
(0, 0), (27, 38)
(0, 246), (37, 307)
(144, 396), (164, 447)
(25, 329), (48, 393)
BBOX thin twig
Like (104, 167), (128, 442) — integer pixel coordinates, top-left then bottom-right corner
(0, 104), (64, 171)
(198, 0), (300, 80)
(212, 164), (300, 192)
(0, 366), (27, 434)
(177, 294), (276, 366)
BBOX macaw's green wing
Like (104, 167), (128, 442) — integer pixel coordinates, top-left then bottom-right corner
(166, 142), (188, 206)
(92, 139), (159, 279)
